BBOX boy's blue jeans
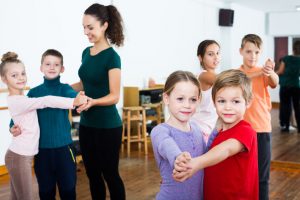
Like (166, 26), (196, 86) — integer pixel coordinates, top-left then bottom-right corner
(34, 145), (77, 200)
(257, 132), (271, 200)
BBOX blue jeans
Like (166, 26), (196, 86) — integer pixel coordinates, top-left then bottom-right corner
(257, 133), (271, 200)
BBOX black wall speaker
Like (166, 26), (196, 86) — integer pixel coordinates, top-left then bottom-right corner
(219, 9), (234, 27)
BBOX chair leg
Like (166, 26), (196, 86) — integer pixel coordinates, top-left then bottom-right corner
(142, 109), (148, 155)
(127, 111), (131, 155)
(121, 122), (125, 152)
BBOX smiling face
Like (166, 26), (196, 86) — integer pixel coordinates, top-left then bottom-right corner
(239, 41), (261, 69)
(164, 81), (200, 126)
(199, 43), (220, 71)
(214, 86), (248, 130)
(82, 14), (108, 44)
(40, 55), (64, 80)
(2, 63), (27, 94)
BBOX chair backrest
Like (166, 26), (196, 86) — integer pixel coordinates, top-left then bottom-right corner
(123, 86), (139, 107)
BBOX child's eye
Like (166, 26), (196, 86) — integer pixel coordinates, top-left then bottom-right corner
(177, 97), (184, 102)
(89, 27), (94, 31)
(191, 98), (198, 103)
(22, 72), (26, 76)
(233, 100), (240, 104)
(217, 100), (225, 103)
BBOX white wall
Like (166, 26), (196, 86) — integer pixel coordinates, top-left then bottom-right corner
(0, 0), (270, 165)
(266, 11), (300, 102)
(268, 12), (300, 36)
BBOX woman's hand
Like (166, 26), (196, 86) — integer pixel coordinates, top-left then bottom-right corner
(77, 97), (94, 113)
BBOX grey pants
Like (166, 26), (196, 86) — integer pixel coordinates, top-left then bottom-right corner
(5, 149), (34, 200)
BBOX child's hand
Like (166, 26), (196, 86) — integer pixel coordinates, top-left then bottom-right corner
(74, 91), (88, 106)
(262, 58), (275, 76)
(173, 152), (192, 173)
(173, 158), (197, 182)
(10, 125), (21, 137)
(76, 97), (94, 113)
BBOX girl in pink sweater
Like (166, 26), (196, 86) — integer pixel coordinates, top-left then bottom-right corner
(0, 52), (87, 200)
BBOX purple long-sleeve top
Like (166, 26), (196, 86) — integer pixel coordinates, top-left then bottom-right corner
(150, 122), (206, 200)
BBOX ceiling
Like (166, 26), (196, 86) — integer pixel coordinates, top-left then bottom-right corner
(215, 0), (300, 13)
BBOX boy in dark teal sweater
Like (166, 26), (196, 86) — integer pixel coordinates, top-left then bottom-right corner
(11, 49), (80, 200)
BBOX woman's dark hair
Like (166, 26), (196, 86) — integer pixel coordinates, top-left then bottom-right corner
(197, 40), (220, 68)
(84, 3), (124, 47)
(293, 40), (300, 55)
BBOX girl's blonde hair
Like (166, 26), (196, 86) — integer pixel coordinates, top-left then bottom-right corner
(164, 70), (201, 98)
(0, 52), (22, 77)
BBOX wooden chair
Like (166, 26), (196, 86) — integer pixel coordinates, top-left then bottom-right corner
(122, 106), (148, 155)
(122, 87), (148, 155)
(142, 102), (163, 125)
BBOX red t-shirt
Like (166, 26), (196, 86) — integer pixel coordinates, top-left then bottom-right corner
(204, 120), (258, 200)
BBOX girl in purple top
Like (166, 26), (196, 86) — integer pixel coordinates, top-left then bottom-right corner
(151, 70), (205, 200)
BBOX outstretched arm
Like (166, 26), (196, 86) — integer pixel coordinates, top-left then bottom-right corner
(71, 80), (84, 92)
(263, 59), (278, 88)
(276, 61), (285, 75)
(198, 71), (216, 91)
(173, 138), (244, 182)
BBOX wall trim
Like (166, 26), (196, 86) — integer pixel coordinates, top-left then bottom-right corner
(272, 102), (279, 109)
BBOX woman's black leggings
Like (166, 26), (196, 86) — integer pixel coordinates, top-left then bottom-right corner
(79, 125), (125, 200)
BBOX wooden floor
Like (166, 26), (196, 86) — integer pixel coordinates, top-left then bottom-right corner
(0, 108), (300, 200)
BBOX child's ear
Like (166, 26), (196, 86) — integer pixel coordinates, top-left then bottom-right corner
(1, 76), (7, 84)
(60, 66), (65, 73)
(162, 93), (169, 105)
(246, 99), (253, 108)
(239, 48), (243, 56)
(40, 65), (43, 73)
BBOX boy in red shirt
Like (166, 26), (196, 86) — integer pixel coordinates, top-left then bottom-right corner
(173, 69), (259, 200)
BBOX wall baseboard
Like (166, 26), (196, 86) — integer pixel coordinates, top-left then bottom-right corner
(272, 102), (279, 109)
(0, 165), (8, 176)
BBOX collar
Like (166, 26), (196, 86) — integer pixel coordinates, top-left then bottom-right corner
(43, 76), (61, 87)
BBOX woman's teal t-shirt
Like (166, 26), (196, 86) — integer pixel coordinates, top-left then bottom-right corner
(280, 55), (300, 88)
(78, 47), (122, 128)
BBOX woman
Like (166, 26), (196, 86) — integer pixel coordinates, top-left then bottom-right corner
(276, 40), (300, 133)
(72, 3), (125, 200)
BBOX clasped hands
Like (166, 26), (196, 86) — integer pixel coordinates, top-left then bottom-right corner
(172, 151), (197, 182)
(262, 58), (275, 77)
(75, 91), (93, 114)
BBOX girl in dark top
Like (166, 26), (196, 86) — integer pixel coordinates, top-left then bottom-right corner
(72, 3), (125, 200)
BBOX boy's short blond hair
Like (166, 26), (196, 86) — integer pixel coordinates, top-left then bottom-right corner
(212, 69), (252, 104)
(241, 34), (262, 49)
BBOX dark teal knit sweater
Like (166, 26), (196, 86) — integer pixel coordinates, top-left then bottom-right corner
(28, 76), (77, 148)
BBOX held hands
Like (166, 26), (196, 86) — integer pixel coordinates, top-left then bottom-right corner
(10, 125), (21, 137)
(73, 91), (88, 107)
(76, 97), (94, 113)
(262, 58), (275, 76)
(172, 152), (195, 182)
